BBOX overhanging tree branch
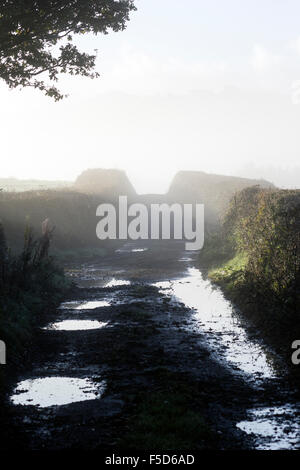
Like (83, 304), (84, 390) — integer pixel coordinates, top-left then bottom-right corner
(0, 0), (136, 100)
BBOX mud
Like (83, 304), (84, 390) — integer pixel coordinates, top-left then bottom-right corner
(2, 241), (299, 450)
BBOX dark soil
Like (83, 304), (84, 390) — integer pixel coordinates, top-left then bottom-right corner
(0, 241), (297, 450)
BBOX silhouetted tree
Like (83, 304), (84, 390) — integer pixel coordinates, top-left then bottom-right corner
(0, 0), (136, 100)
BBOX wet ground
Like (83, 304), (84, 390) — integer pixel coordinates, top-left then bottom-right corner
(2, 241), (300, 450)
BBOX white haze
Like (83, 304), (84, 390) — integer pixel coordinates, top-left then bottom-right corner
(0, 0), (300, 193)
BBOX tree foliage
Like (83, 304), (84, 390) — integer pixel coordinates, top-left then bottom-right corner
(222, 187), (300, 304)
(0, 0), (136, 99)
(200, 187), (300, 356)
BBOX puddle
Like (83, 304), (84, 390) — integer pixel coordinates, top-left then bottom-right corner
(155, 265), (300, 449)
(11, 377), (105, 408)
(58, 301), (81, 309)
(45, 320), (108, 331)
(237, 405), (300, 449)
(59, 300), (110, 310)
(77, 300), (111, 309)
(115, 243), (148, 253)
(155, 267), (275, 379)
(104, 279), (130, 288)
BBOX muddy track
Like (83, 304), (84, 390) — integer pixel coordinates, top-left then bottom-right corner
(2, 241), (299, 450)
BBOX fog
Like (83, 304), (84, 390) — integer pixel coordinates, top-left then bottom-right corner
(1, 0), (300, 192)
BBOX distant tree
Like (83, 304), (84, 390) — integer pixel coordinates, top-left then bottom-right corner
(0, 0), (136, 100)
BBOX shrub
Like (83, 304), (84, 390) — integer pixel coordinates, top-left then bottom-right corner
(0, 220), (71, 368)
(200, 187), (300, 314)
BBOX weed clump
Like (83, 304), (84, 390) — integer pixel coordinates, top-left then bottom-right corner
(0, 220), (71, 371)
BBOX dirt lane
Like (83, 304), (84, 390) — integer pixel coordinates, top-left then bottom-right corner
(2, 241), (295, 450)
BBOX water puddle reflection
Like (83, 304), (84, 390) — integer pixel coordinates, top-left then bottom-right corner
(155, 267), (275, 379)
(59, 300), (110, 310)
(237, 405), (300, 449)
(104, 279), (130, 288)
(115, 244), (148, 253)
(11, 377), (105, 408)
(45, 320), (108, 331)
(155, 266), (300, 449)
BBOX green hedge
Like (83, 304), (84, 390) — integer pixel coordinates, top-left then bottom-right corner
(199, 186), (300, 358)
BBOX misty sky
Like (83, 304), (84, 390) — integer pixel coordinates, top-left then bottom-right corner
(1, 0), (300, 193)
